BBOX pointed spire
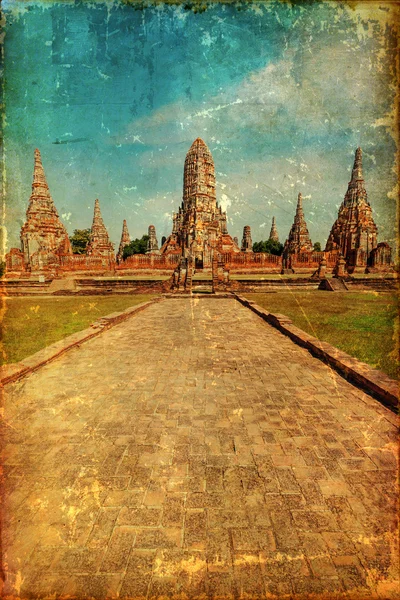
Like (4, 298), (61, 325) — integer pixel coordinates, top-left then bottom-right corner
(27, 148), (58, 217)
(20, 148), (72, 266)
(351, 147), (363, 183)
(32, 148), (50, 191)
(116, 219), (130, 263)
(325, 147), (378, 262)
(269, 216), (279, 243)
(86, 198), (114, 258)
(92, 198), (104, 228)
(283, 192), (313, 256)
(296, 192), (304, 216)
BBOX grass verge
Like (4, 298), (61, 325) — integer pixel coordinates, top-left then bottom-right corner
(245, 291), (399, 380)
(0, 295), (155, 365)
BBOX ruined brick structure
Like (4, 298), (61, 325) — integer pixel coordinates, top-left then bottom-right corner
(86, 199), (115, 261)
(161, 138), (239, 268)
(283, 193), (313, 259)
(116, 220), (130, 264)
(241, 226), (253, 252)
(269, 217), (279, 242)
(325, 147), (389, 271)
(5, 144), (393, 278)
(16, 149), (72, 271)
(147, 225), (160, 254)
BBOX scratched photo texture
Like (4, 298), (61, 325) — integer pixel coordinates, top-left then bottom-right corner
(1, 0), (399, 599)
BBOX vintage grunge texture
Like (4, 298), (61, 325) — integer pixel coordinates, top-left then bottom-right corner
(0, 1), (399, 600)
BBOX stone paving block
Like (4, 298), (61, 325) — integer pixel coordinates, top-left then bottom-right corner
(3, 297), (399, 598)
(99, 527), (136, 572)
(134, 527), (182, 550)
(117, 507), (162, 527)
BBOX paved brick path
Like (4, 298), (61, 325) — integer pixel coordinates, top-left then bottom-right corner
(2, 297), (399, 599)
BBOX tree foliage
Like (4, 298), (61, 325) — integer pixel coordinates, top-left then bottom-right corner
(253, 239), (284, 256)
(0, 260), (5, 278)
(70, 228), (91, 254)
(313, 242), (322, 252)
(122, 235), (149, 259)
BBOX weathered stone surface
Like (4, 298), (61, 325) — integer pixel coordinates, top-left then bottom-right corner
(3, 297), (398, 599)
(147, 225), (160, 254)
(19, 149), (72, 270)
(283, 192), (313, 264)
(325, 147), (391, 270)
(116, 219), (130, 263)
(269, 216), (279, 242)
(86, 198), (115, 261)
(241, 225), (253, 252)
(161, 138), (239, 267)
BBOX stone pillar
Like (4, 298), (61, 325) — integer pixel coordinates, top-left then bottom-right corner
(318, 256), (327, 279)
(333, 254), (347, 278)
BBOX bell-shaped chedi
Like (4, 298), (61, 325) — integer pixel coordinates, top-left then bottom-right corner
(269, 216), (279, 243)
(241, 225), (253, 252)
(86, 198), (115, 259)
(116, 219), (130, 263)
(162, 138), (238, 267)
(325, 147), (378, 268)
(20, 148), (72, 269)
(283, 192), (313, 257)
(147, 225), (160, 254)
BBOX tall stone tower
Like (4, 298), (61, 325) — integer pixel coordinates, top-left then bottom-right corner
(325, 147), (378, 268)
(162, 138), (238, 267)
(147, 225), (160, 254)
(116, 219), (130, 263)
(241, 225), (253, 252)
(269, 217), (279, 243)
(86, 199), (115, 259)
(283, 193), (313, 257)
(20, 148), (72, 269)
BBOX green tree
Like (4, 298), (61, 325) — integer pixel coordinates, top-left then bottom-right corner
(70, 228), (91, 254)
(122, 235), (150, 259)
(313, 242), (322, 252)
(0, 260), (5, 278)
(253, 239), (283, 256)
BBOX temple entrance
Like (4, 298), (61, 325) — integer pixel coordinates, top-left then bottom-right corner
(195, 256), (203, 270)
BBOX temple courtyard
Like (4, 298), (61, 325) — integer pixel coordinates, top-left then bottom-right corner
(2, 296), (399, 599)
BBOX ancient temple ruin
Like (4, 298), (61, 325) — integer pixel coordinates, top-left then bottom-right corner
(283, 192), (313, 261)
(147, 225), (160, 254)
(116, 219), (130, 263)
(269, 217), (279, 243)
(15, 149), (72, 271)
(86, 199), (115, 260)
(161, 138), (239, 268)
(4, 143), (393, 277)
(325, 147), (390, 271)
(241, 226), (253, 252)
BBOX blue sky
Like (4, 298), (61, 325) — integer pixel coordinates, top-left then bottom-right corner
(3, 1), (398, 250)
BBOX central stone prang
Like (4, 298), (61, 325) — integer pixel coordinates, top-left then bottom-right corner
(160, 138), (239, 269)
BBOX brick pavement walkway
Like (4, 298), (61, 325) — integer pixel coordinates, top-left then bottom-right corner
(2, 297), (399, 599)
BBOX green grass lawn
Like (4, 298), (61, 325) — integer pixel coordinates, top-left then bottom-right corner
(0, 295), (155, 365)
(245, 291), (399, 380)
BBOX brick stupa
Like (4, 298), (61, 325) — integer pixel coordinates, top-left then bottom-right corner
(283, 193), (313, 257)
(269, 216), (279, 243)
(325, 147), (378, 267)
(86, 199), (115, 259)
(20, 148), (72, 269)
(241, 225), (253, 252)
(161, 138), (238, 267)
(116, 219), (130, 263)
(147, 225), (160, 254)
